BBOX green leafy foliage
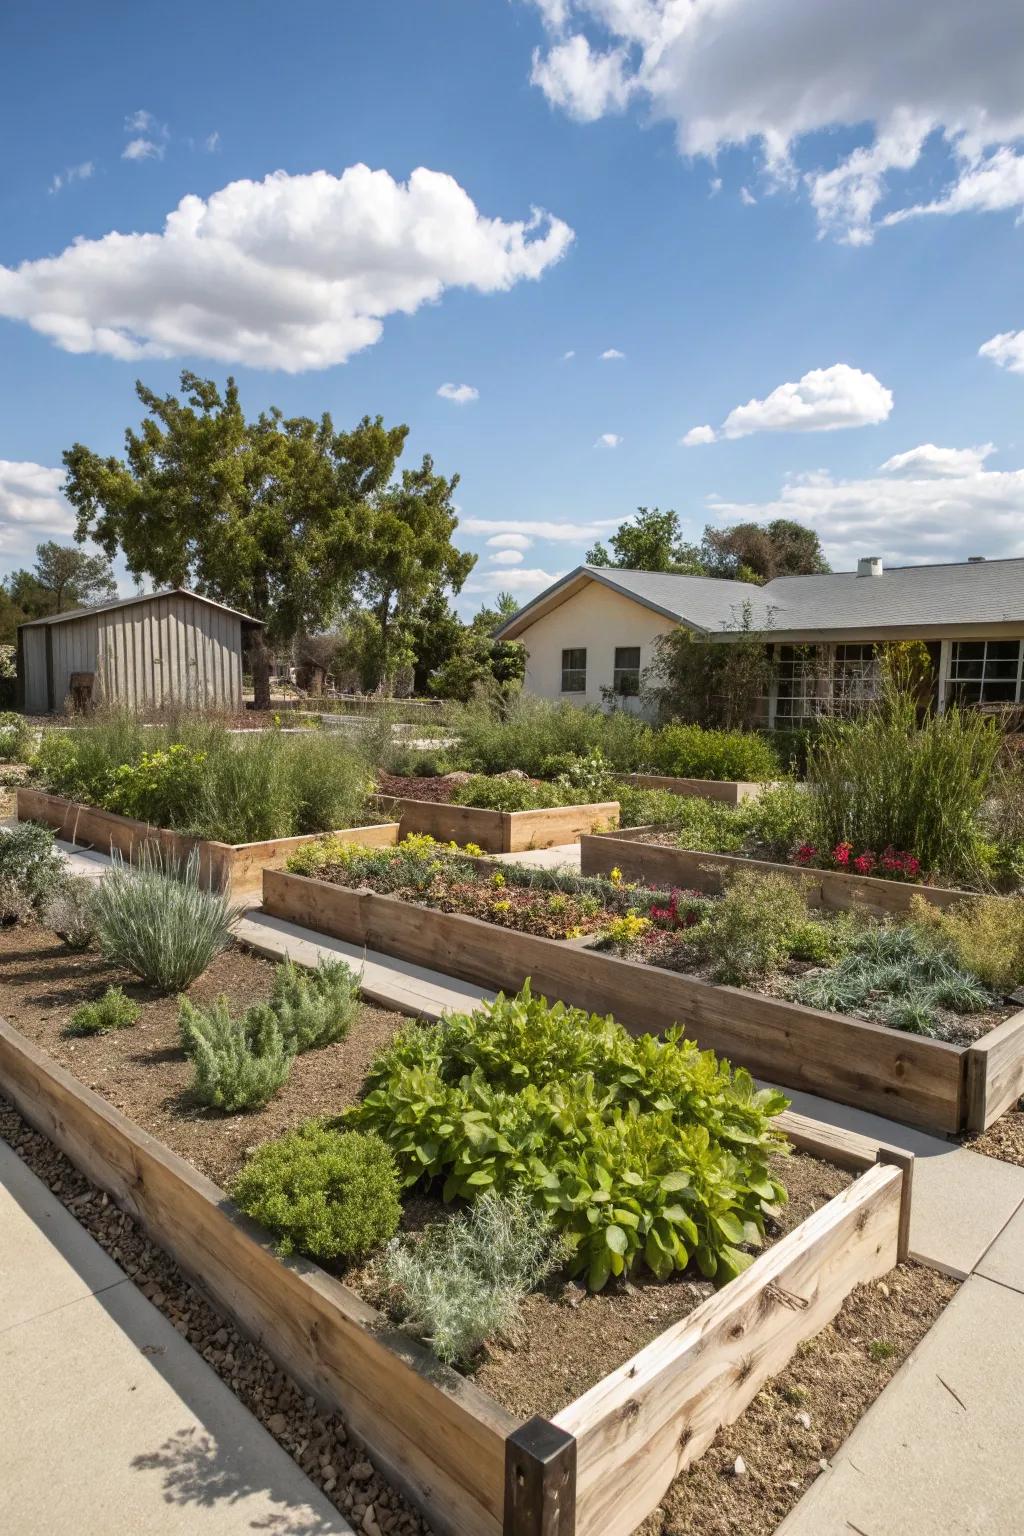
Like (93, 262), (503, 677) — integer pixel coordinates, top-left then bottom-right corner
(268, 956), (360, 1052)
(178, 995), (294, 1111)
(0, 711), (33, 763)
(346, 984), (789, 1290)
(91, 846), (240, 991)
(448, 695), (654, 777)
(694, 870), (819, 985)
(231, 1124), (401, 1261)
(68, 985), (140, 1036)
(451, 774), (564, 812)
(383, 1190), (566, 1366)
(0, 821), (67, 915)
(650, 723), (780, 782)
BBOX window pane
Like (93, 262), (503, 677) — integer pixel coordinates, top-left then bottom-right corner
(984, 660), (1020, 679)
(952, 642), (985, 662)
(981, 680), (1018, 702)
(987, 641), (1022, 662)
(561, 648), (586, 671)
(614, 647), (641, 669)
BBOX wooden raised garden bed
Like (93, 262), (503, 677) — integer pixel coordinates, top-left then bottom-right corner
(581, 829), (969, 919)
(0, 1015), (911, 1536)
(378, 795), (620, 855)
(16, 786), (400, 898)
(262, 870), (1024, 1135)
(619, 772), (772, 805)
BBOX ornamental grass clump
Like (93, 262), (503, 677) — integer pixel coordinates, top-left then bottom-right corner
(91, 846), (241, 991)
(178, 996), (294, 1111)
(347, 983), (789, 1292)
(806, 649), (1001, 883)
(383, 1190), (567, 1367)
(231, 1124), (400, 1262)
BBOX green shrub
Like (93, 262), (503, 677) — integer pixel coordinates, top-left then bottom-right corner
(651, 723), (780, 782)
(347, 984), (789, 1290)
(449, 695), (653, 777)
(910, 894), (1024, 994)
(178, 995), (294, 1111)
(231, 1124), (401, 1261)
(108, 744), (208, 827)
(451, 775), (564, 812)
(0, 822), (66, 911)
(696, 870), (814, 984)
(0, 712), (33, 764)
(739, 781), (815, 861)
(68, 985), (140, 1036)
(91, 846), (240, 991)
(42, 876), (98, 950)
(383, 1190), (565, 1366)
(268, 957), (360, 1052)
(806, 654), (1002, 882)
(617, 787), (747, 847)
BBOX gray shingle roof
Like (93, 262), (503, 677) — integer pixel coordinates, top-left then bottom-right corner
(495, 558), (1024, 640)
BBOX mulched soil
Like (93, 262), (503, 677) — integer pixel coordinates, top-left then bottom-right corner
(636, 1261), (956, 1536)
(0, 1098), (428, 1536)
(0, 922), (407, 1187)
(376, 772), (462, 803)
(964, 1107), (1024, 1168)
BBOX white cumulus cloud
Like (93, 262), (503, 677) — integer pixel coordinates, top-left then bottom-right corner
(596, 432), (622, 447)
(0, 461), (76, 558)
(438, 382), (479, 404)
(489, 548), (526, 565)
(691, 364), (893, 443)
(122, 137), (163, 162)
(880, 443), (996, 477)
(525, 0), (1024, 243)
(0, 164), (574, 372)
(600, 347), (625, 359)
(463, 566), (565, 594)
(980, 330), (1024, 374)
(487, 533), (532, 550)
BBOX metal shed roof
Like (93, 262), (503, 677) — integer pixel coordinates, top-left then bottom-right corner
(17, 587), (264, 630)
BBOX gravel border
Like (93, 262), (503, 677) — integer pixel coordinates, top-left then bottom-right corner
(0, 1096), (430, 1536)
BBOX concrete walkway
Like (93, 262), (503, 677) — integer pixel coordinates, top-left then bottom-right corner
(0, 1139), (351, 1536)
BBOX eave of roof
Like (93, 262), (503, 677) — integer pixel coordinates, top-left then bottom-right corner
(17, 587), (265, 630)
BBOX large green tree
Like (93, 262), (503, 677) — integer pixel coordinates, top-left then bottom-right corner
(700, 519), (830, 583)
(62, 373), (472, 707)
(31, 540), (117, 613)
(586, 507), (703, 573)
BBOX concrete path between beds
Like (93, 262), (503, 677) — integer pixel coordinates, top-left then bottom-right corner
(0, 1138), (352, 1536)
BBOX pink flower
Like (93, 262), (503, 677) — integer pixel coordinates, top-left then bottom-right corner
(833, 841), (852, 868)
(853, 852), (876, 875)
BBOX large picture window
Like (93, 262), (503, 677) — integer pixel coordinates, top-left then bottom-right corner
(561, 647), (587, 693)
(833, 644), (880, 712)
(613, 646), (641, 696)
(948, 640), (1024, 705)
(774, 645), (821, 723)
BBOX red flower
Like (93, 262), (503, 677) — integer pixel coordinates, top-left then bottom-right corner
(794, 842), (817, 865)
(832, 841), (852, 867)
(853, 852), (876, 875)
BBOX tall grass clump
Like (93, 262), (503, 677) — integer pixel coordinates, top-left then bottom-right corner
(806, 651), (1002, 882)
(91, 845), (241, 990)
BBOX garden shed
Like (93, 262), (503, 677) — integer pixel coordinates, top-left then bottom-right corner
(16, 588), (263, 714)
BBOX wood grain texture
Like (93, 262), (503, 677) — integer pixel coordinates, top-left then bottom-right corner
(580, 833), (970, 917)
(0, 1019), (515, 1536)
(620, 774), (767, 805)
(554, 1164), (903, 1536)
(261, 872), (966, 1132)
(16, 787), (398, 896)
(964, 1007), (1024, 1131)
(386, 798), (620, 853)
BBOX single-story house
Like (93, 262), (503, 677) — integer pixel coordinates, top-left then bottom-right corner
(16, 588), (264, 714)
(494, 555), (1024, 726)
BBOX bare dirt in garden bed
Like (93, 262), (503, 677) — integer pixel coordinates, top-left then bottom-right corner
(376, 772), (461, 803)
(637, 1261), (956, 1536)
(964, 1107), (1024, 1168)
(0, 921), (407, 1187)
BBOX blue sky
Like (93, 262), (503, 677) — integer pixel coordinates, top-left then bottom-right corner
(2, 0), (1024, 615)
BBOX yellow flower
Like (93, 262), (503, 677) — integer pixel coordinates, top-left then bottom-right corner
(490, 871), (506, 887)
(610, 866), (623, 884)
(493, 899), (512, 913)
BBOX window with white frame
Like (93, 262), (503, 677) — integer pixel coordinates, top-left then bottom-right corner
(561, 647), (587, 693)
(832, 643), (880, 713)
(948, 640), (1024, 705)
(612, 646), (641, 696)
(774, 645), (821, 722)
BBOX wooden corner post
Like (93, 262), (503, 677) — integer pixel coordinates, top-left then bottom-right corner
(504, 1416), (576, 1536)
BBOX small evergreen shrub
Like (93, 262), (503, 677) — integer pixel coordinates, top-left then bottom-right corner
(42, 876), (98, 950)
(0, 711), (33, 764)
(179, 995), (294, 1111)
(68, 985), (139, 1036)
(268, 957), (360, 1052)
(696, 870), (813, 984)
(651, 724), (780, 783)
(231, 1124), (400, 1261)
(383, 1190), (565, 1367)
(91, 846), (240, 991)
(0, 822), (66, 912)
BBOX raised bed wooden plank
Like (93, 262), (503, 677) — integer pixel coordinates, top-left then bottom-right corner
(554, 1163), (903, 1536)
(0, 1018), (514, 1536)
(620, 773), (769, 805)
(261, 872), (966, 1133)
(16, 786), (399, 895)
(381, 797), (620, 855)
(965, 1008), (1024, 1131)
(580, 832), (969, 917)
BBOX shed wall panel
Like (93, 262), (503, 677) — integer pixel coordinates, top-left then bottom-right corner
(21, 628), (49, 714)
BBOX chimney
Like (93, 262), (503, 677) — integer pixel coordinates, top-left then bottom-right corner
(857, 556), (883, 578)
(967, 555), (985, 563)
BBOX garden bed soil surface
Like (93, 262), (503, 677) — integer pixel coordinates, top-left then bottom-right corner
(0, 921), (407, 1188)
(376, 772), (462, 803)
(966, 1106), (1024, 1168)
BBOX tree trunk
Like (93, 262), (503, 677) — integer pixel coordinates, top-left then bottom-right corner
(250, 635), (272, 711)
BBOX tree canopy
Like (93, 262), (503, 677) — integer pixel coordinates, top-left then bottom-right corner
(586, 508), (829, 584)
(0, 541), (117, 643)
(586, 507), (703, 574)
(62, 373), (474, 704)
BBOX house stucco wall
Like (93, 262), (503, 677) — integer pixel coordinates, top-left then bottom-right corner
(519, 581), (678, 712)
